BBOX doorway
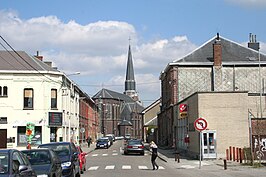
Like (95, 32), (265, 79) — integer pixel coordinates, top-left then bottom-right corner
(0, 129), (7, 148)
(202, 130), (217, 159)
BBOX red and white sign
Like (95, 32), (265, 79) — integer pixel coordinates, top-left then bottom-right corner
(194, 117), (208, 131)
(179, 104), (187, 112)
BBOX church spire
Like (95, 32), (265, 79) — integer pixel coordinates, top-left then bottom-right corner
(124, 41), (138, 101)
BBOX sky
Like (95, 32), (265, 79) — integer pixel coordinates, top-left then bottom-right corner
(1, 0), (266, 106)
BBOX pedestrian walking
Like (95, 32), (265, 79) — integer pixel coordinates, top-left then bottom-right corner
(87, 136), (92, 148)
(150, 141), (159, 170)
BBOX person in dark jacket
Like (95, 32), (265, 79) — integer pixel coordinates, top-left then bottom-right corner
(87, 136), (92, 147)
(150, 141), (159, 170)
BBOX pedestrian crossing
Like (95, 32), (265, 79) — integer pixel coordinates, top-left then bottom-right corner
(88, 165), (165, 171)
(90, 149), (149, 157)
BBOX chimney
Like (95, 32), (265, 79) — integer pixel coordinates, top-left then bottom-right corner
(248, 33), (260, 51)
(44, 61), (52, 67)
(34, 51), (43, 61)
(213, 33), (222, 66)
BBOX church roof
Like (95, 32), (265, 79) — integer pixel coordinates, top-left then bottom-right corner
(92, 88), (135, 103)
(125, 45), (135, 80)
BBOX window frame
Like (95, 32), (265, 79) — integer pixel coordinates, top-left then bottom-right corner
(51, 89), (57, 109)
(23, 88), (34, 109)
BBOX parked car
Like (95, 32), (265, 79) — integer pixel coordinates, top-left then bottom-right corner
(96, 138), (110, 149)
(38, 142), (80, 177)
(124, 139), (145, 155)
(0, 149), (37, 177)
(76, 146), (86, 174)
(104, 136), (113, 145)
(22, 148), (62, 177)
(124, 134), (131, 140)
(105, 134), (115, 142)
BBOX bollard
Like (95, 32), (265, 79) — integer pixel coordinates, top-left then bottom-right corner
(223, 159), (227, 170)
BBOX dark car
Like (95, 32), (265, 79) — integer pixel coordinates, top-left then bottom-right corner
(96, 138), (110, 149)
(124, 139), (145, 155)
(76, 146), (86, 174)
(22, 148), (62, 177)
(38, 142), (80, 177)
(0, 149), (37, 177)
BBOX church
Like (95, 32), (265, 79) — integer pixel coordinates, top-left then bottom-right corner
(93, 44), (144, 139)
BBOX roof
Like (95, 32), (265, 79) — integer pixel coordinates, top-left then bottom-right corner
(141, 98), (161, 114)
(172, 35), (266, 65)
(92, 88), (135, 103)
(0, 50), (58, 72)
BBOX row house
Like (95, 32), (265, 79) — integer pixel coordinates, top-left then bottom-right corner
(0, 50), (98, 149)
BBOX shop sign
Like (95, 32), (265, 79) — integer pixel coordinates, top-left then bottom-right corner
(49, 112), (62, 126)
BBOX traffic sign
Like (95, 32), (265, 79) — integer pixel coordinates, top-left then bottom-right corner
(194, 117), (208, 131)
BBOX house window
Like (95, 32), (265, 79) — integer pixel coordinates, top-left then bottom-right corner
(3, 86), (7, 96)
(0, 117), (7, 124)
(51, 89), (57, 109)
(0, 86), (8, 97)
(24, 88), (33, 109)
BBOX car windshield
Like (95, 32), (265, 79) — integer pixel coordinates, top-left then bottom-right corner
(128, 140), (142, 145)
(22, 150), (51, 165)
(98, 139), (108, 142)
(0, 153), (8, 174)
(39, 144), (70, 157)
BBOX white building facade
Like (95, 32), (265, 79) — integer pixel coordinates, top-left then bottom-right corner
(0, 51), (80, 149)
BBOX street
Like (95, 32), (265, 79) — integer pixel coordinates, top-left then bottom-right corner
(80, 140), (266, 177)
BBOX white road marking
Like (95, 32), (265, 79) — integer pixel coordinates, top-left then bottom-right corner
(138, 166), (148, 170)
(88, 166), (99, 171)
(105, 165), (115, 170)
(193, 161), (210, 166)
(122, 165), (131, 169)
(180, 165), (195, 169)
(158, 166), (165, 169)
(113, 150), (117, 152)
(92, 154), (98, 157)
(102, 154), (108, 156)
(112, 153), (118, 156)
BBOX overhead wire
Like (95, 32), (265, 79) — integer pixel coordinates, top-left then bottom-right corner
(0, 35), (62, 84)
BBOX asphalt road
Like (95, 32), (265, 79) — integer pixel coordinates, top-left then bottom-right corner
(80, 140), (266, 177)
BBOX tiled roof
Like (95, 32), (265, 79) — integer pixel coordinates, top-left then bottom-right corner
(173, 36), (266, 64)
(0, 50), (58, 72)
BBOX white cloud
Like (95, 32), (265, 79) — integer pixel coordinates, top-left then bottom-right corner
(225, 0), (266, 8)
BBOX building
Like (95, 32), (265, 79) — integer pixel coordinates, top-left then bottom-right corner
(92, 88), (144, 139)
(141, 98), (161, 143)
(0, 51), (81, 148)
(158, 33), (266, 159)
(92, 43), (144, 138)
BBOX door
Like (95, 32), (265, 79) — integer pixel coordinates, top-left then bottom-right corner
(202, 130), (216, 159)
(0, 129), (7, 148)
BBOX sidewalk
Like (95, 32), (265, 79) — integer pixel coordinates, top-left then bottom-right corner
(143, 142), (258, 170)
(79, 142), (96, 154)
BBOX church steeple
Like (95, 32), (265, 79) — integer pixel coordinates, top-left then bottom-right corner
(124, 43), (138, 101)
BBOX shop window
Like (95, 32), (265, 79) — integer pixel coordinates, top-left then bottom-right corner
(24, 88), (33, 109)
(51, 89), (57, 109)
(17, 126), (42, 146)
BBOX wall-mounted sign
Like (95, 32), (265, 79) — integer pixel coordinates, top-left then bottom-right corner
(49, 112), (62, 126)
(194, 117), (208, 132)
(179, 104), (187, 112)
